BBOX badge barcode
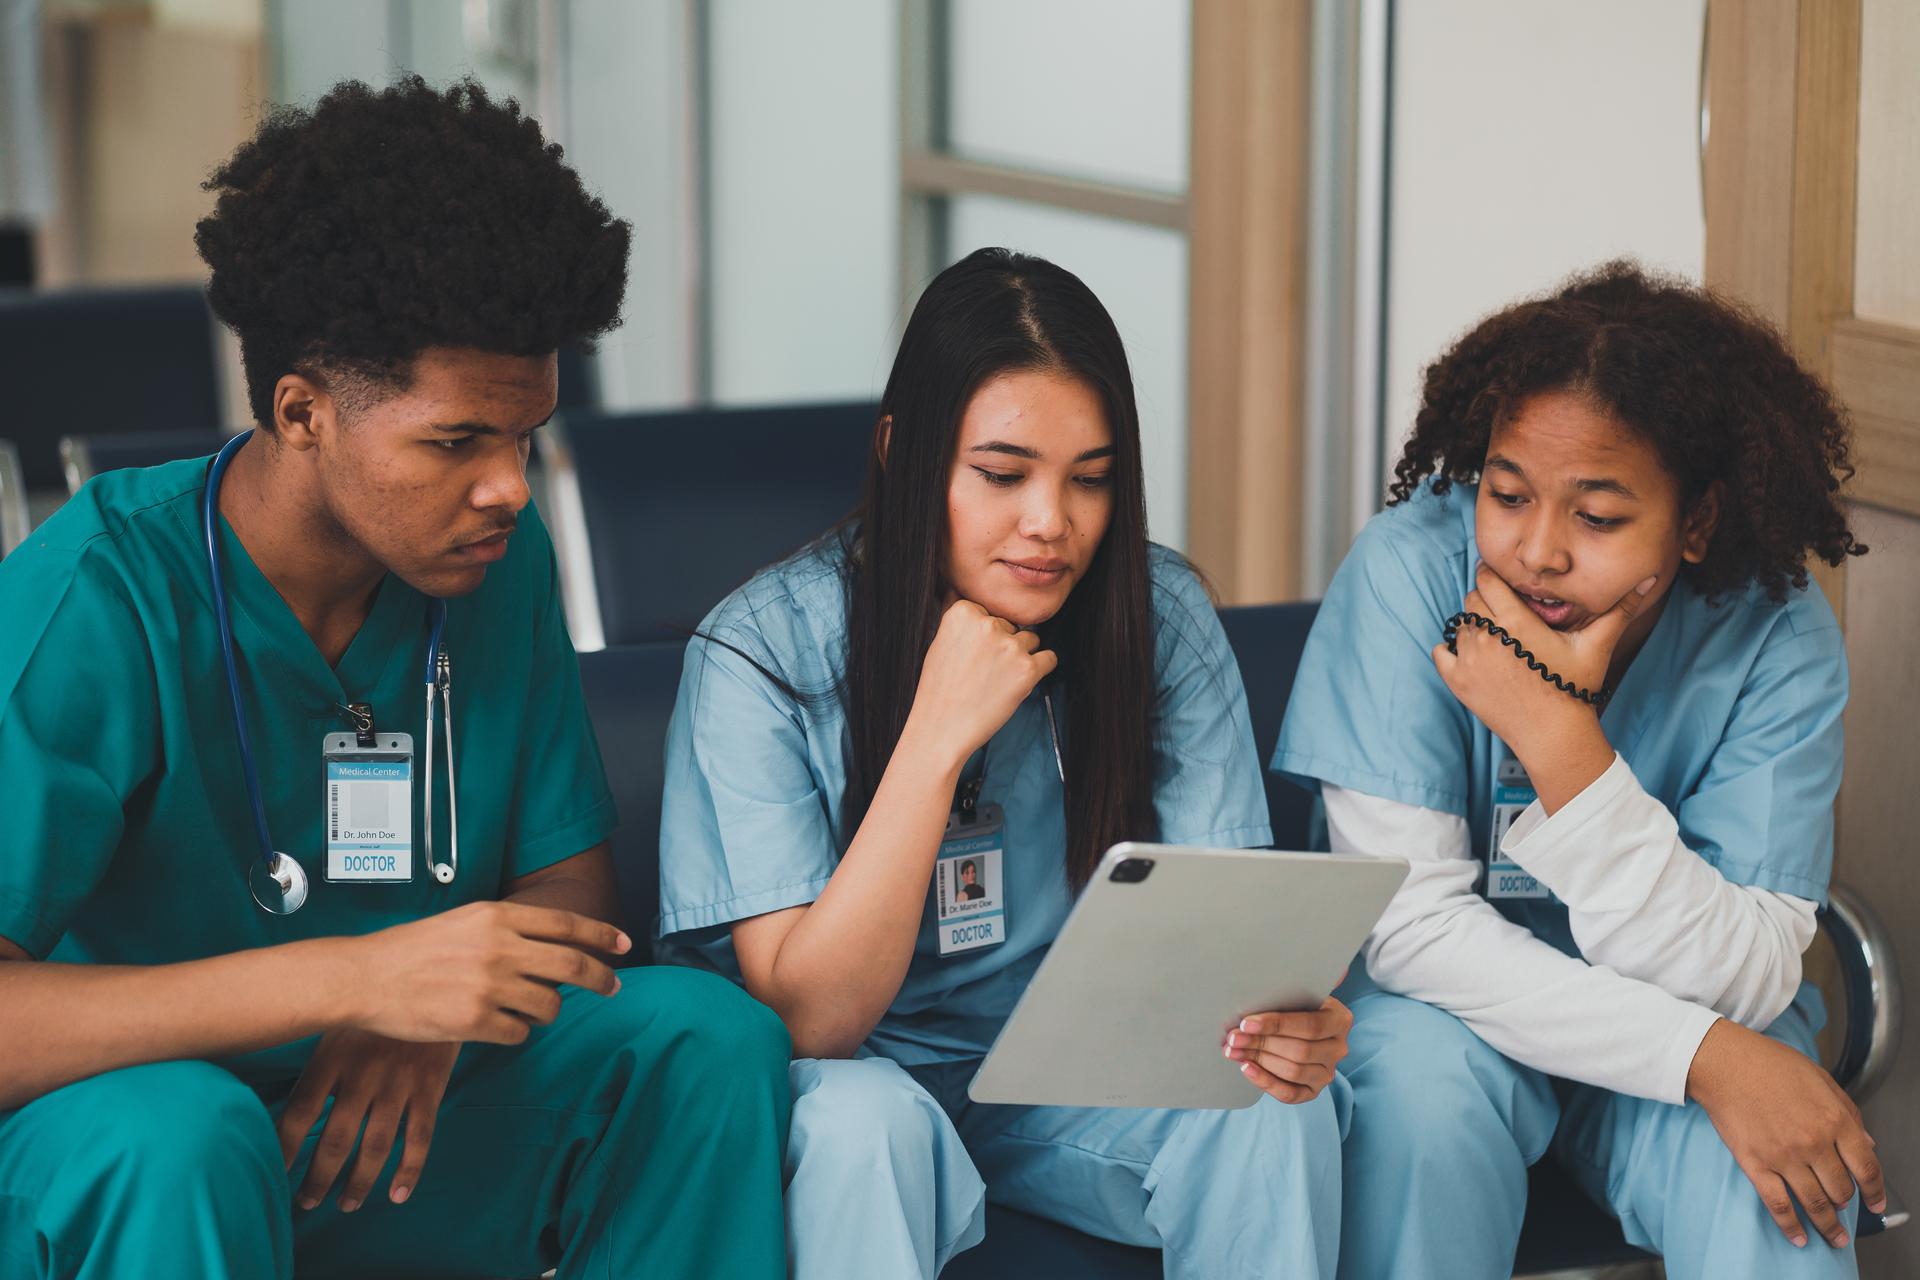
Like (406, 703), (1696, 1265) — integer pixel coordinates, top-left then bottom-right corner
(329, 782), (339, 842)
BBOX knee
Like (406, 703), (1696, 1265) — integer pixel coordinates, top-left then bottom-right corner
(1344, 996), (1551, 1160)
(53, 1061), (282, 1193)
(789, 1058), (943, 1170)
(613, 966), (792, 1079)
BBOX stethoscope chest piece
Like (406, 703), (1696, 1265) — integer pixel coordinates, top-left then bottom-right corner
(249, 851), (310, 915)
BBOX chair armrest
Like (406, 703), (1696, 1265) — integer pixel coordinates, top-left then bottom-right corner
(1820, 881), (1903, 1102)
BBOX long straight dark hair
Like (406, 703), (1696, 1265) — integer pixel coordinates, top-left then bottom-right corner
(840, 247), (1157, 890)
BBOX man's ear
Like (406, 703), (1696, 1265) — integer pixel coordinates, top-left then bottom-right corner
(1681, 480), (1724, 565)
(874, 414), (891, 469)
(272, 374), (333, 451)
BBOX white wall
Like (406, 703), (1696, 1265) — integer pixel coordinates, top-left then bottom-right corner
(705, 0), (898, 406)
(1381, 0), (1707, 489)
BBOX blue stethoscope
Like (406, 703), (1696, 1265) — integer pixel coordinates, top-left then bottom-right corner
(205, 430), (460, 915)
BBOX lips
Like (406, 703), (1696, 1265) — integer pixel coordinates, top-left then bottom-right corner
(1515, 589), (1579, 628)
(1000, 558), (1068, 587)
(456, 530), (514, 564)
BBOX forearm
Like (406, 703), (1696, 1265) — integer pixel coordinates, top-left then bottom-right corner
(1326, 784), (1719, 1102)
(0, 938), (361, 1108)
(1499, 755), (1815, 1024)
(504, 843), (625, 962)
(759, 719), (964, 1057)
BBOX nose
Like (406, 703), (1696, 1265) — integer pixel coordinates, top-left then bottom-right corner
(1017, 481), (1072, 543)
(1514, 509), (1572, 576)
(471, 444), (532, 517)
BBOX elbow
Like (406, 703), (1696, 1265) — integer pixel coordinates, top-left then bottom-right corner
(754, 988), (878, 1061)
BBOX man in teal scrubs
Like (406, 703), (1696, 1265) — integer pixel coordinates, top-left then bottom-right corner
(0, 77), (790, 1279)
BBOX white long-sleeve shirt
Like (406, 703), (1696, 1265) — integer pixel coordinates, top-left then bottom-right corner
(1327, 753), (1817, 1104)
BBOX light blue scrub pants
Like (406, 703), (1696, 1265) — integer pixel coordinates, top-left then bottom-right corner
(1336, 980), (1858, 1280)
(0, 970), (792, 1280)
(783, 1052), (1349, 1279)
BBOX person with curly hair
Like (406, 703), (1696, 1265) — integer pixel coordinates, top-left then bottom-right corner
(0, 77), (790, 1279)
(1273, 261), (1885, 1279)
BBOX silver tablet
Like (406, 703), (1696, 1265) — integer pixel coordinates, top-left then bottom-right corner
(968, 842), (1409, 1110)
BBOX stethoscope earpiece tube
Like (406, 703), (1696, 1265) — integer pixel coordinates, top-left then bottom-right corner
(207, 432), (307, 914)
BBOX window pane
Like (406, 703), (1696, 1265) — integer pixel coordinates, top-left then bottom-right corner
(944, 196), (1189, 549)
(947, 0), (1189, 194)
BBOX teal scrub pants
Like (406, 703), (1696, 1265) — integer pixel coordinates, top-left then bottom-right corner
(1336, 979), (1858, 1280)
(782, 1053), (1349, 1279)
(0, 968), (791, 1279)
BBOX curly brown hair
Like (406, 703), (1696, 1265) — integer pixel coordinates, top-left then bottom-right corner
(1388, 260), (1864, 600)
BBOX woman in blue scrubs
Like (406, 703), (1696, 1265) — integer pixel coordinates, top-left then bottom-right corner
(658, 248), (1352, 1279)
(1275, 261), (1887, 1279)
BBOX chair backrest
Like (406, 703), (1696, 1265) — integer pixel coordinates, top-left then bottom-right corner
(61, 429), (230, 492)
(0, 286), (223, 490)
(578, 640), (689, 959)
(1216, 601), (1322, 849)
(553, 401), (876, 644)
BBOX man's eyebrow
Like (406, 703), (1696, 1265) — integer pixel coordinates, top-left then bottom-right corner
(430, 414), (553, 436)
(969, 441), (1117, 462)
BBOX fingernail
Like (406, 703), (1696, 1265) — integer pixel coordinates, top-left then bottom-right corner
(1239, 1017), (1258, 1032)
(297, 1197), (318, 1211)
(615, 932), (632, 953)
(1636, 575), (1657, 595)
(1834, 1233), (1849, 1248)
(338, 1198), (360, 1214)
(1239, 1062), (1256, 1077)
(391, 1185), (411, 1205)
(1792, 1235), (1807, 1248)
(611, 976), (623, 994)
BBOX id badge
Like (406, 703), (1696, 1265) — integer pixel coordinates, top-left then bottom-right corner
(1485, 745), (1549, 900)
(935, 803), (1006, 956)
(323, 731), (414, 883)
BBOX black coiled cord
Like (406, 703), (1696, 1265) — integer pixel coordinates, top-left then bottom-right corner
(1442, 611), (1609, 709)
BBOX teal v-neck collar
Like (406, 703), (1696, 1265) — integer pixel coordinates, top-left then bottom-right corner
(215, 513), (425, 707)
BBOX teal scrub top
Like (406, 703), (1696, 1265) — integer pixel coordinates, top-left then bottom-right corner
(1272, 481), (1846, 956)
(656, 532), (1274, 1067)
(0, 457), (615, 1074)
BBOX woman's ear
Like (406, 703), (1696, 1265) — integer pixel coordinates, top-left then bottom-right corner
(1681, 481), (1724, 565)
(874, 414), (892, 469)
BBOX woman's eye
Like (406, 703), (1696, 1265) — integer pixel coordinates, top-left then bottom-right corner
(1579, 512), (1625, 530)
(972, 467), (1020, 487)
(1490, 491), (1524, 508)
(1074, 472), (1114, 490)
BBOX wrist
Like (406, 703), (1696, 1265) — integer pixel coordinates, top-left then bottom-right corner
(897, 707), (973, 780)
(306, 936), (371, 1032)
(1684, 1015), (1733, 1106)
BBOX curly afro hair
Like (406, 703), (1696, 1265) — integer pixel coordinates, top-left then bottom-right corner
(196, 76), (630, 426)
(1389, 260), (1864, 601)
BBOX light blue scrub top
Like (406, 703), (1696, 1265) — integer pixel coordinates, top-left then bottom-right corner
(1273, 481), (1846, 956)
(658, 532), (1273, 1066)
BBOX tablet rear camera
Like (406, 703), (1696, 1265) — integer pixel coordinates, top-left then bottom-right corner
(1110, 858), (1154, 884)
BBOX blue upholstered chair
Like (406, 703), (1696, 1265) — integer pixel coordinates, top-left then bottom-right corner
(539, 401), (876, 646)
(0, 286), (224, 494)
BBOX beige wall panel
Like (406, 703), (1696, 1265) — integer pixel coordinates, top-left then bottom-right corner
(83, 22), (263, 283)
(1854, 0), (1920, 328)
(1839, 502), (1920, 1279)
